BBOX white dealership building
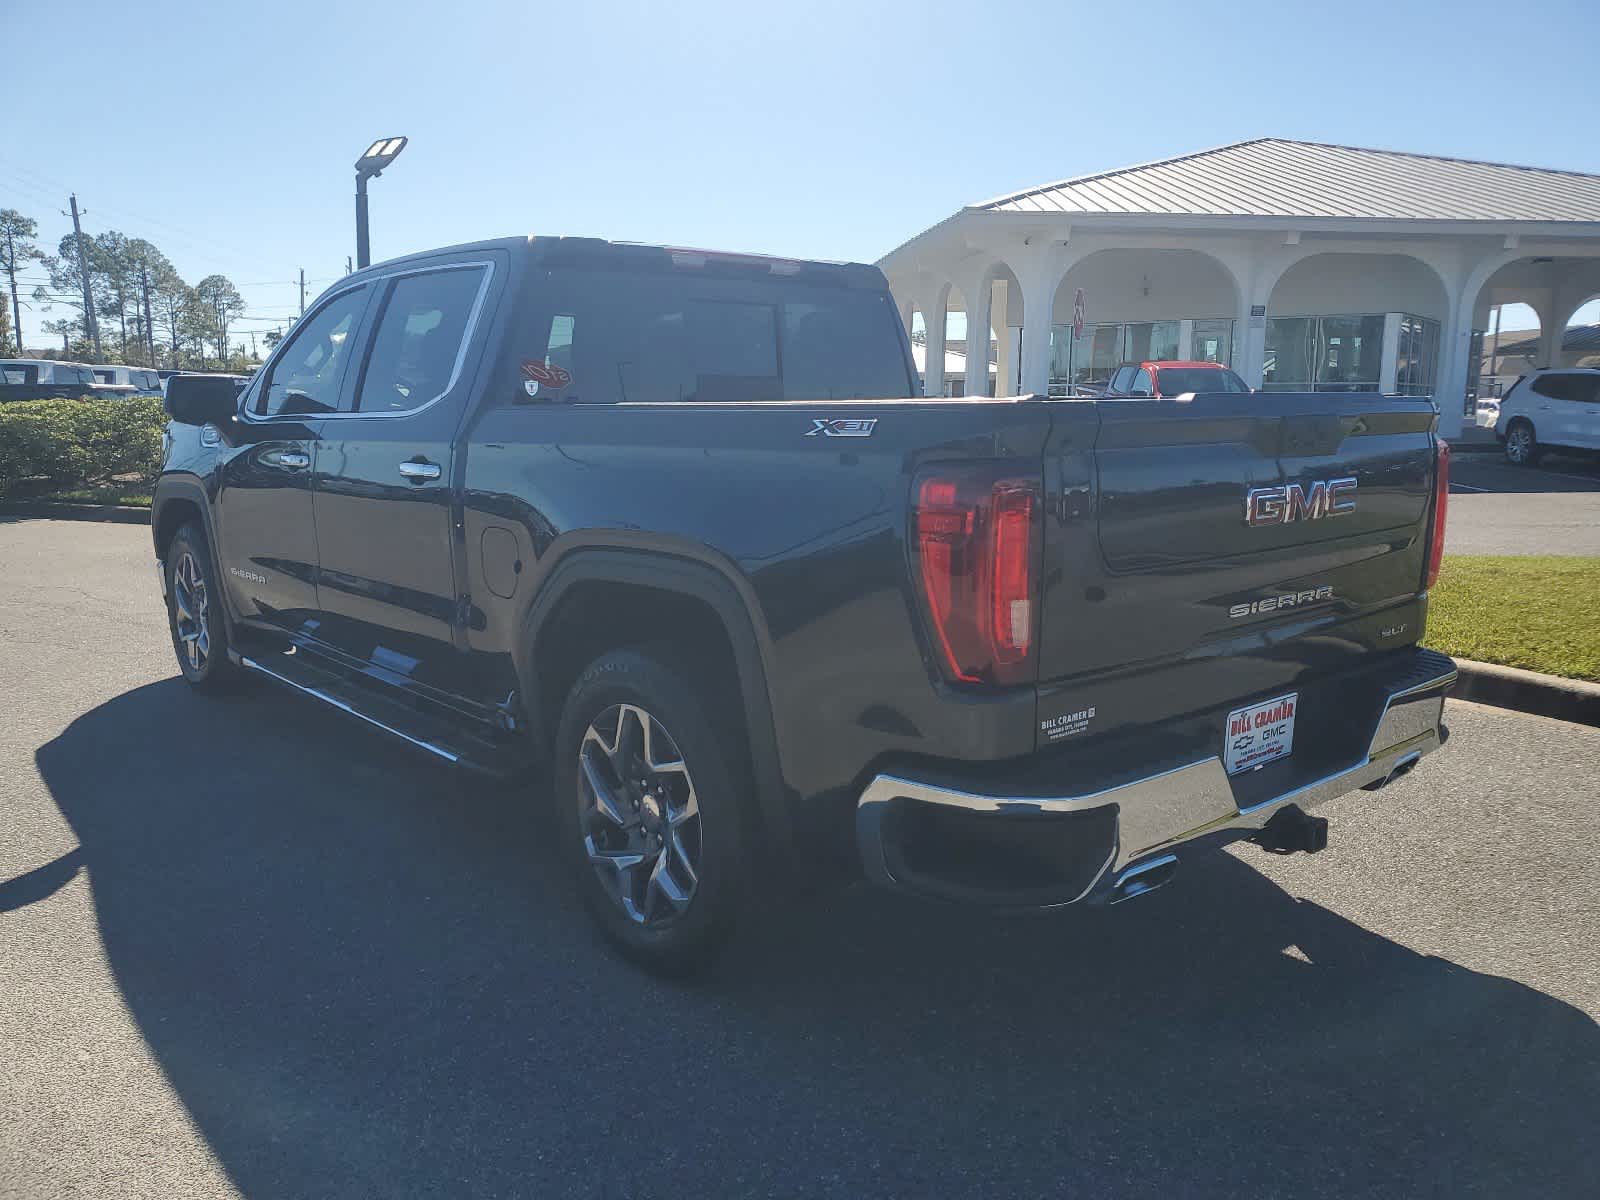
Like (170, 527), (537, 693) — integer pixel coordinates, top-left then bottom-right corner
(878, 139), (1600, 436)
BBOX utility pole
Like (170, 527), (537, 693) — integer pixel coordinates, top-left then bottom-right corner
(68, 194), (102, 359)
(249, 330), (257, 359)
(298, 267), (306, 316)
(3, 224), (26, 355)
(346, 255), (353, 276)
(138, 263), (156, 366)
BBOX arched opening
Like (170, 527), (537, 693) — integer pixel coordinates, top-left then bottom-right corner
(907, 305), (928, 394)
(1457, 256), (1600, 422)
(938, 264), (1026, 397)
(1049, 249), (1241, 395)
(1265, 253), (1447, 393)
(1569, 295), (1600, 368)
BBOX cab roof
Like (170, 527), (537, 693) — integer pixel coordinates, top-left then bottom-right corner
(348, 235), (886, 290)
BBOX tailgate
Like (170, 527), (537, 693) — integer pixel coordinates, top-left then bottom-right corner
(1034, 392), (1438, 745)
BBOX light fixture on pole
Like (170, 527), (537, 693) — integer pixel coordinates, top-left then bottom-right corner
(354, 136), (407, 269)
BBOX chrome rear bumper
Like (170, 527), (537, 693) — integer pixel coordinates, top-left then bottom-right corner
(855, 651), (1456, 908)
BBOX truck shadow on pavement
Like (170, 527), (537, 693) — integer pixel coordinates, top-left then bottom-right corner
(35, 677), (1600, 1198)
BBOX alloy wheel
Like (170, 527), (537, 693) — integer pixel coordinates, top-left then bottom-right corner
(172, 551), (210, 672)
(1507, 426), (1531, 463)
(577, 703), (702, 926)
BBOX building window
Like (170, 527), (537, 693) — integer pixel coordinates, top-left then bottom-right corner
(1191, 318), (1234, 365)
(1395, 314), (1440, 396)
(1263, 314), (1384, 392)
(1047, 318), (1187, 395)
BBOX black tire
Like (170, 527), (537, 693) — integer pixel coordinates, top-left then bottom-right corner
(1504, 419), (1543, 467)
(553, 647), (749, 975)
(165, 522), (239, 691)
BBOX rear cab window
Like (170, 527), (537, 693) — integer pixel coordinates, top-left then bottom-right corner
(515, 260), (912, 405)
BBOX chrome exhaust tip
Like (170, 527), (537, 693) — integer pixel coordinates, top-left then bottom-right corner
(1110, 854), (1178, 904)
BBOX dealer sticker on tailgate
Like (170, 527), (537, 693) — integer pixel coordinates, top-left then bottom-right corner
(1224, 692), (1298, 775)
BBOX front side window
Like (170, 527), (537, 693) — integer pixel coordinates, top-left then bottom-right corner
(259, 286), (367, 416)
(94, 369), (115, 384)
(357, 267), (486, 412)
(2, 365), (37, 384)
(1130, 368), (1153, 396)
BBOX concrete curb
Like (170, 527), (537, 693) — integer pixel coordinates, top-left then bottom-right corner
(1452, 658), (1600, 727)
(0, 502), (151, 525)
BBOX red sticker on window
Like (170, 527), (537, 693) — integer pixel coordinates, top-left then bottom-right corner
(522, 360), (571, 388)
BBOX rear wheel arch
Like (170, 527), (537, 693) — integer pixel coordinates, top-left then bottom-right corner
(516, 548), (792, 854)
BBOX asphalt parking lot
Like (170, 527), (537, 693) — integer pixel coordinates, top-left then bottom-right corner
(2, 517), (1598, 1199)
(1448, 449), (1600, 556)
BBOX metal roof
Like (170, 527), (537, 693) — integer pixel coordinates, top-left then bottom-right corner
(1493, 323), (1600, 357)
(977, 139), (1600, 223)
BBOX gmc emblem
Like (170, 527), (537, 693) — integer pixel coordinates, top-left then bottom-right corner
(1244, 477), (1357, 526)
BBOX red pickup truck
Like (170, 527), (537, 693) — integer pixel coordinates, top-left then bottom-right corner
(1100, 360), (1250, 398)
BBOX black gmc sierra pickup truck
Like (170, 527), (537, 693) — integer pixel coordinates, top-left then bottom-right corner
(154, 235), (1455, 972)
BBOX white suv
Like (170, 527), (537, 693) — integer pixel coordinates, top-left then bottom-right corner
(1495, 368), (1600, 466)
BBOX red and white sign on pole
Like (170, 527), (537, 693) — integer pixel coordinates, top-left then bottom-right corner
(1072, 288), (1087, 340)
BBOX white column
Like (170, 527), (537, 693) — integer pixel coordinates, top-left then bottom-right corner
(1434, 291), (1472, 439)
(1019, 255), (1069, 398)
(964, 272), (993, 397)
(924, 289), (947, 398)
(1237, 301), (1266, 388)
(1177, 319), (1193, 361)
(1380, 312), (1403, 394)
(992, 279), (1012, 397)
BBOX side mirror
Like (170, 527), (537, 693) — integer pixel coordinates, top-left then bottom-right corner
(164, 374), (242, 426)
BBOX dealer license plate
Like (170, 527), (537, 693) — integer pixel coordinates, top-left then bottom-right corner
(1224, 692), (1298, 775)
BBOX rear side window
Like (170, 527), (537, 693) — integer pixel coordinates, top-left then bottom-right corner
(1, 365), (37, 385)
(1155, 367), (1249, 394)
(1529, 373), (1597, 403)
(356, 266), (486, 412)
(518, 269), (911, 404)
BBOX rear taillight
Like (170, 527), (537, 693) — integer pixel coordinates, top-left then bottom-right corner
(1425, 438), (1450, 590)
(913, 465), (1040, 685)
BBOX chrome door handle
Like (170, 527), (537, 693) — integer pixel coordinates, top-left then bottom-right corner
(277, 451), (311, 470)
(398, 460), (442, 482)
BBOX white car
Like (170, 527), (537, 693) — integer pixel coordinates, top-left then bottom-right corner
(1495, 368), (1600, 466)
(91, 364), (163, 396)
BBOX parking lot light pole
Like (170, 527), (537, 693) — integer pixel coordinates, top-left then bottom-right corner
(354, 137), (407, 270)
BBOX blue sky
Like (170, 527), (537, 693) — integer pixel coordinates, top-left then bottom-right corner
(5, 0), (1596, 350)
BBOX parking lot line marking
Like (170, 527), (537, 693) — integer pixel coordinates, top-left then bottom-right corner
(1450, 482), (1490, 493)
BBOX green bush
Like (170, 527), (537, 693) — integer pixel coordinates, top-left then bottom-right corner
(0, 395), (166, 497)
